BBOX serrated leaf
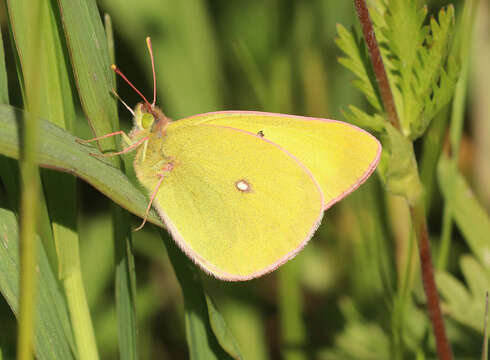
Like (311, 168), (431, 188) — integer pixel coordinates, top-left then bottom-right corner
(371, 1), (457, 138)
(384, 0), (427, 79)
(336, 24), (382, 111)
(410, 6), (457, 138)
(437, 256), (490, 332)
(382, 0), (426, 131)
(322, 319), (390, 359)
(342, 105), (385, 133)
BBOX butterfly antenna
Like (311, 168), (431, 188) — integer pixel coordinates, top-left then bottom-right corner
(111, 64), (151, 106)
(146, 36), (157, 108)
(111, 89), (135, 116)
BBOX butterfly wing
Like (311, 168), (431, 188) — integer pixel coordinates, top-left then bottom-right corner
(135, 123), (324, 280)
(175, 111), (381, 209)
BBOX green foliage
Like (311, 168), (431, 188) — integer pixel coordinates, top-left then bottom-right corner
(0, 105), (163, 227)
(337, 1), (459, 139)
(0, 204), (76, 359)
(437, 255), (489, 332)
(336, 24), (382, 113)
(333, 0), (486, 358)
(438, 156), (490, 271)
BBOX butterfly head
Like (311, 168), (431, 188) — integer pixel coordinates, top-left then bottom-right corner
(133, 102), (168, 135)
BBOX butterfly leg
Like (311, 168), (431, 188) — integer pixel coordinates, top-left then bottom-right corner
(95, 136), (150, 158)
(134, 162), (174, 231)
(76, 130), (133, 147)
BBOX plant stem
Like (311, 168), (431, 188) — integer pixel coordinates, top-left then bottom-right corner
(17, 0), (42, 358)
(410, 200), (453, 360)
(353, 1), (453, 358)
(353, 0), (400, 129)
(17, 162), (40, 360)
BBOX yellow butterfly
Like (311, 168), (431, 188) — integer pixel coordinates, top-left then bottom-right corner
(81, 37), (381, 281)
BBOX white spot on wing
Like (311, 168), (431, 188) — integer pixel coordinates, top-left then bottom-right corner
(235, 179), (252, 192)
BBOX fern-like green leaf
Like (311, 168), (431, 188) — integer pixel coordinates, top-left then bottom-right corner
(341, 105), (385, 133)
(336, 24), (382, 111)
(437, 256), (490, 332)
(410, 5), (458, 138)
(363, 1), (457, 139)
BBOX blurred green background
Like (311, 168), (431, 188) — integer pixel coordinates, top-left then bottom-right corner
(1, 0), (489, 359)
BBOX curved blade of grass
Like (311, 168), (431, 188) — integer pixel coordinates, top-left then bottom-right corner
(56, 0), (117, 141)
(161, 230), (240, 360)
(438, 156), (490, 268)
(0, 198), (76, 359)
(205, 295), (242, 360)
(0, 104), (163, 227)
(0, 20), (21, 216)
(0, 25), (8, 105)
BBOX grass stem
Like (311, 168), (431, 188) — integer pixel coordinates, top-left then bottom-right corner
(63, 268), (100, 360)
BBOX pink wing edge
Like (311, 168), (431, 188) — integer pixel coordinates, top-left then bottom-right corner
(179, 110), (383, 211)
(153, 123), (326, 281)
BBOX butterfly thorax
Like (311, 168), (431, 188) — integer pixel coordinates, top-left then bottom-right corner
(133, 131), (171, 184)
(131, 103), (174, 184)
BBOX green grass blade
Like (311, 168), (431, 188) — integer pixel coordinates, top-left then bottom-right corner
(205, 295), (243, 359)
(0, 26), (8, 104)
(279, 259), (307, 360)
(437, 0), (480, 271)
(57, 0), (118, 141)
(438, 156), (490, 268)
(114, 206), (138, 360)
(0, 195), (76, 359)
(7, 0), (43, 357)
(0, 22), (22, 217)
(0, 104), (163, 227)
(161, 230), (239, 360)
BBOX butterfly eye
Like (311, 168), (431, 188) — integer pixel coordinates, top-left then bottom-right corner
(141, 113), (155, 129)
